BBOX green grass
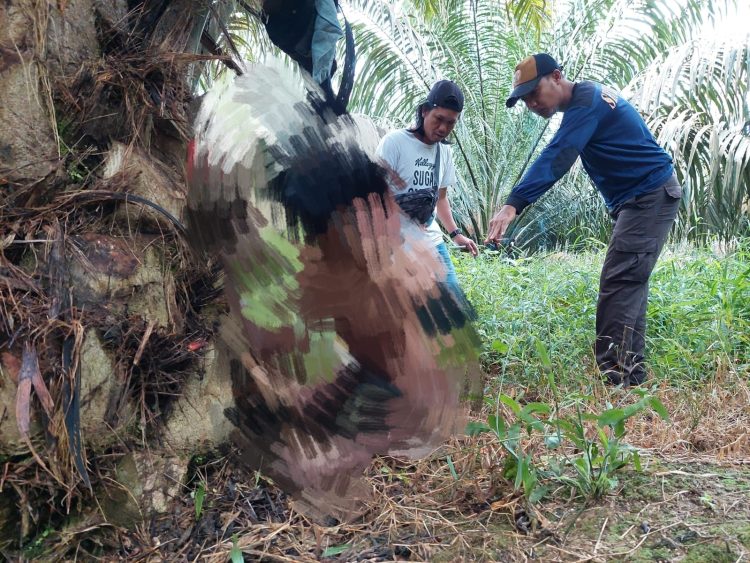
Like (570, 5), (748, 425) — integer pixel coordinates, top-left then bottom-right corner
(453, 240), (750, 387)
(454, 240), (749, 507)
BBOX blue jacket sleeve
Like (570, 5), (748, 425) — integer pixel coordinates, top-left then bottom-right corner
(505, 106), (601, 213)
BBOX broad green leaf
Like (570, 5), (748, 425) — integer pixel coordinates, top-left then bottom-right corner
(596, 427), (609, 449)
(528, 484), (550, 504)
(322, 544), (351, 557)
(521, 402), (551, 417)
(649, 397), (670, 420)
(507, 423), (522, 449)
(488, 414), (507, 439)
(503, 455), (519, 479)
(491, 339), (509, 353)
(598, 408), (626, 428)
(614, 420), (626, 439)
(499, 394), (522, 414)
(549, 418), (577, 434)
(574, 457), (589, 473)
(534, 338), (552, 369)
(523, 465), (537, 497)
(514, 455), (526, 490)
(465, 421), (491, 436)
(623, 399), (648, 419)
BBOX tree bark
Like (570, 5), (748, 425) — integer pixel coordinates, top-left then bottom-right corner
(0, 0), (233, 550)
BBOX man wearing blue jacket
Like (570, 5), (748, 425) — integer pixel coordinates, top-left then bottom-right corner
(486, 53), (682, 386)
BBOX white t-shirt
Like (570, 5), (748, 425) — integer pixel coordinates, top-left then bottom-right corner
(376, 129), (457, 247)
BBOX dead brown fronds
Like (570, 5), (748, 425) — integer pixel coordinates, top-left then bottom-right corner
(101, 411), (750, 563)
(104, 435), (517, 562)
(0, 176), (220, 550)
(54, 2), (234, 155)
(5, 372), (750, 561)
(60, 49), (197, 148)
(1, 0), (235, 557)
(484, 363), (750, 464)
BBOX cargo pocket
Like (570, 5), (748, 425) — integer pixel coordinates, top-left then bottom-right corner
(603, 236), (658, 283)
(663, 178), (682, 199)
(614, 236), (658, 254)
(632, 189), (661, 208)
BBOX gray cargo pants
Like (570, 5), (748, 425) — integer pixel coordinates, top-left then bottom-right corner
(595, 175), (682, 386)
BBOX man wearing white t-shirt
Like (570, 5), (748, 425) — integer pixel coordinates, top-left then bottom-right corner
(376, 80), (478, 289)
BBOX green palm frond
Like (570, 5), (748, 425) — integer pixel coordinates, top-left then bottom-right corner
(198, 1), (283, 92)
(631, 36), (750, 241)
(513, 0), (747, 247)
(403, 0), (464, 22)
(344, 0), (443, 123)
(570, 0), (729, 86)
(505, 0), (552, 40)
(344, 0), (547, 237)
(221, 0), (749, 245)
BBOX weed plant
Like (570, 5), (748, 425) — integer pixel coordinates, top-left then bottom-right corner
(453, 240), (749, 502)
(454, 240), (750, 387)
(467, 379), (668, 503)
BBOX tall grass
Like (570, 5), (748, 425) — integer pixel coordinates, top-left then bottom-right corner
(454, 240), (750, 387)
(456, 240), (749, 505)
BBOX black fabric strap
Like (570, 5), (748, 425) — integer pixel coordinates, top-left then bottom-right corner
(335, 7), (356, 113)
(434, 142), (441, 190)
(259, 1), (356, 115)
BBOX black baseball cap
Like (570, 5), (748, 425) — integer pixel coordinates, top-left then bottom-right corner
(506, 53), (561, 107)
(426, 80), (464, 112)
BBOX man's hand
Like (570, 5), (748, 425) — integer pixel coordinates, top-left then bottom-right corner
(485, 204), (517, 243)
(453, 234), (478, 256)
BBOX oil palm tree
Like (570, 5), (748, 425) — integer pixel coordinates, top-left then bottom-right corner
(0, 0), (273, 552)
(631, 36), (750, 242)
(1, 0), (479, 554)
(344, 0), (749, 247)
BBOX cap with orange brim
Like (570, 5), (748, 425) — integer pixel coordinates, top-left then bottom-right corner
(506, 53), (561, 108)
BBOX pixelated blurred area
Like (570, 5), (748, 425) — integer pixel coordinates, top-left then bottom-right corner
(186, 63), (481, 519)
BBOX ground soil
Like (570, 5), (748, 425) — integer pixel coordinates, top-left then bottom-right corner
(6, 366), (749, 562)
(14, 439), (747, 562)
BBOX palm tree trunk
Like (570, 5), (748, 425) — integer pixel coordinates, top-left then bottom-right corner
(0, 0), (238, 549)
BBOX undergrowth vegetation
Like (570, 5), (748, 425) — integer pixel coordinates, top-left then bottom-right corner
(454, 240), (750, 386)
(453, 240), (750, 506)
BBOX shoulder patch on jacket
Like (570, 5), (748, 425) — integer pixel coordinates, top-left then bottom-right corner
(600, 85), (618, 110)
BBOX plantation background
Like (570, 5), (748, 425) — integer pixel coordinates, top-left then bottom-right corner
(217, 0), (750, 248)
(338, 0), (750, 250)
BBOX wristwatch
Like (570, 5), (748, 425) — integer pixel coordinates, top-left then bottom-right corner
(448, 228), (461, 239)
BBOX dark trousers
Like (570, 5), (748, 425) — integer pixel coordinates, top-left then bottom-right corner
(595, 175), (681, 385)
